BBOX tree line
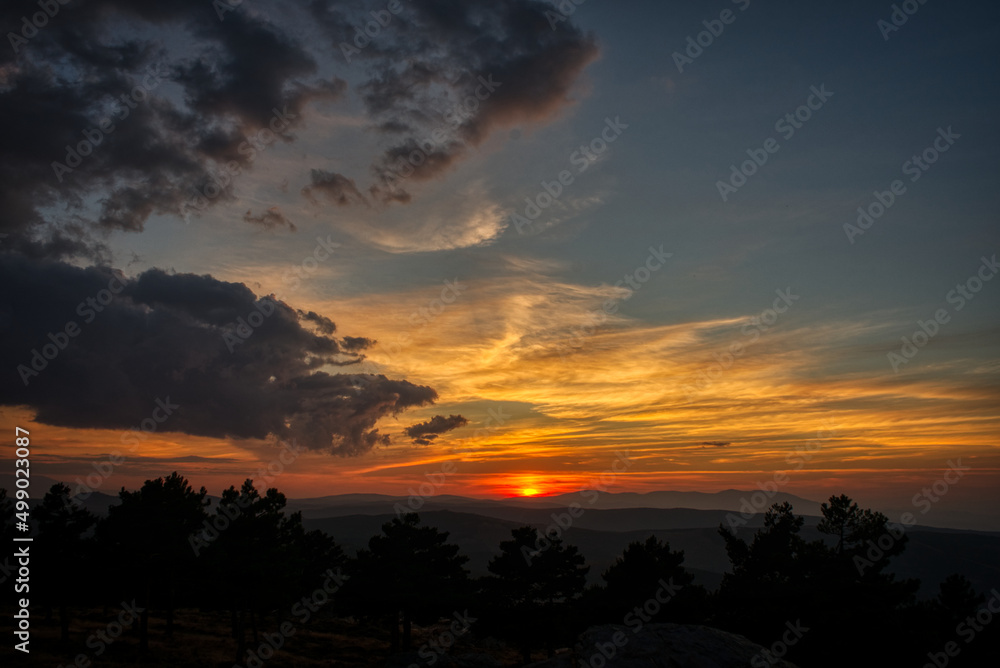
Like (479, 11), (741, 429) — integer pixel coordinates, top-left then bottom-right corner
(2, 474), (998, 667)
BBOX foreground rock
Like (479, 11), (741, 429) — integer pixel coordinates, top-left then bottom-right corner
(526, 624), (801, 668)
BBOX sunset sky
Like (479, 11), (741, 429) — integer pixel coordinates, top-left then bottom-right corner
(1, 0), (998, 517)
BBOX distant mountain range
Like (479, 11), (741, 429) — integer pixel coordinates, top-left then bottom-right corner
(9, 482), (1000, 597)
(279, 490), (1000, 533)
(281, 489), (826, 516)
(7, 479), (998, 532)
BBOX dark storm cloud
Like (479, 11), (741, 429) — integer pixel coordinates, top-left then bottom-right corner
(342, 336), (374, 352)
(302, 169), (370, 207)
(310, 0), (599, 202)
(404, 414), (469, 445)
(0, 0), (344, 255)
(0, 254), (437, 455)
(299, 310), (338, 335)
(243, 207), (296, 231)
(0, 0), (595, 456)
(2, 0), (596, 247)
(0, 2), (402, 456)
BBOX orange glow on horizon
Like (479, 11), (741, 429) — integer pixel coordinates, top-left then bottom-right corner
(488, 473), (596, 499)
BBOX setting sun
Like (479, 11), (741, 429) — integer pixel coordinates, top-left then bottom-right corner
(520, 487), (541, 497)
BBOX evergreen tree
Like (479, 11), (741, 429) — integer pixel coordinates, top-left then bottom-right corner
(482, 526), (588, 663)
(100, 472), (208, 652)
(600, 535), (704, 623)
(342, 513), (469, 651)
(32, 483), (96, 641)
(199, 478), (346, 664)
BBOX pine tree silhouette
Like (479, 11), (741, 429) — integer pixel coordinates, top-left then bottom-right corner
(99, 472), (208, 652)
(342, 513), (469, 651)
(600, 535), (705, 623)
(32, 483), (96, 641)
(482, 525), (588, 662)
